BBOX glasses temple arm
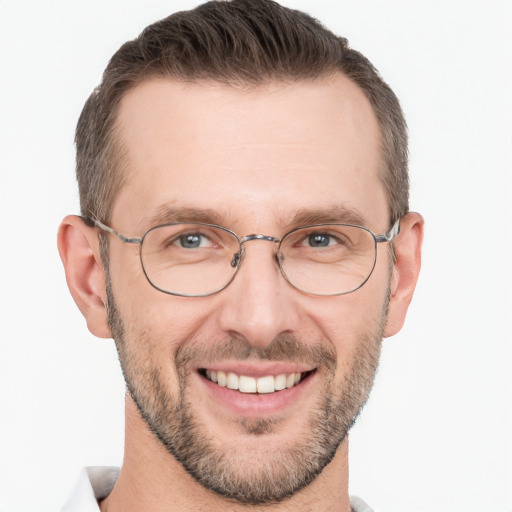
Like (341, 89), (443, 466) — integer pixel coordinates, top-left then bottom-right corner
(375, 219), (401, 243)
(89, 217), (142, 244)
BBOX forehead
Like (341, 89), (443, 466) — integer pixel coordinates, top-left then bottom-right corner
(113, 75), (387, 232)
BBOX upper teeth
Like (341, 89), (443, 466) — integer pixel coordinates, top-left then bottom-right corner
(205, 370), (302, 394)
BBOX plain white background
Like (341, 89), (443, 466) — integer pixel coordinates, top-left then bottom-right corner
(0, 1), (510, 511)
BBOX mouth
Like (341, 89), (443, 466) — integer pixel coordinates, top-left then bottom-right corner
(199, 368), (315, 394)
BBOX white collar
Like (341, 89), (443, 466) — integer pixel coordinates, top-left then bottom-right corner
(60, 467), (119, 512)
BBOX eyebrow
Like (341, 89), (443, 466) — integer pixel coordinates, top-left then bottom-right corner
(290, 205), (368, 228)
(141, 204), (369, 234)
(142, 206), (227, 230)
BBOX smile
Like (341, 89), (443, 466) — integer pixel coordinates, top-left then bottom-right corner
(201, 369), (311, 394)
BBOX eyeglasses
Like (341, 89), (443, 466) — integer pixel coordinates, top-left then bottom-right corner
(91, 218), (400, 297)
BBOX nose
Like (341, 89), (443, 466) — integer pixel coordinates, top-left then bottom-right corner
(217, 241), (301, 348)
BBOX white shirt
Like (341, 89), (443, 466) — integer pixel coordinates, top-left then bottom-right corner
(61, 467), (374, 512)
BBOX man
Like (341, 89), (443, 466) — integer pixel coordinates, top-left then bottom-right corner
(57, 0), (423, 510)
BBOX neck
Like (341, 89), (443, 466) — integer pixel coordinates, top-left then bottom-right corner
(100, 396), (352, 512)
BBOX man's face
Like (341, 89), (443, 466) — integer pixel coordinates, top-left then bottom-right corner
(106, 76), (391, 504)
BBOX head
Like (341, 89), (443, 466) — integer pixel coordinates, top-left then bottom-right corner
(59, 0), (423, 507)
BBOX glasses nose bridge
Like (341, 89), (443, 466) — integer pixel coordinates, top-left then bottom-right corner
(239, 233), (281, 245)
(231, 234), (281, 268)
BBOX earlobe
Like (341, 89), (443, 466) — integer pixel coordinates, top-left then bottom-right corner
(57, 215), (112, 339)
(384, 212), (424, 338)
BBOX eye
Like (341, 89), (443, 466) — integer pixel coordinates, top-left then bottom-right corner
(305, 233), (335, 248)
(175, 232), (213, 249)
(284, 226), (355, 252)
(300, 231), (347, 248)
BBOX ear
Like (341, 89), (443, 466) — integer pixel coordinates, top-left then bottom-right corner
(57, 215), (112, 339)
(384, 212), (424, 337)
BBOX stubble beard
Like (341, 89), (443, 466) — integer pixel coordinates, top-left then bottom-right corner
(105, 269), (386, 505)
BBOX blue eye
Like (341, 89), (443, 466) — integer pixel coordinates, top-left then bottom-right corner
(307, 233), (332, 247)
(177, 233), (208, 248)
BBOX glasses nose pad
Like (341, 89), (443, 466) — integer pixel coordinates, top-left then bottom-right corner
(274, 251), (288, 284)
(231, 252), (241, 268)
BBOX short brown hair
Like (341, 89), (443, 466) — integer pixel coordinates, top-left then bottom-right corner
(76, 0), (408, 224)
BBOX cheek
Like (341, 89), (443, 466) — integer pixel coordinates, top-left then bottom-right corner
(121, 299), (208, 356)
(108, 245), (228, 357)
(112, 264), (223, 358)
(308, 286), (387, 337)
(303, 280), (388, 368)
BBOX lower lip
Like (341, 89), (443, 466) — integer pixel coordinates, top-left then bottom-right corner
(197, 371), (316, 417)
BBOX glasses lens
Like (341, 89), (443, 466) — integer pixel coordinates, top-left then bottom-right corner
(279, 225), (377, 295)
(141, 224), (240, 296)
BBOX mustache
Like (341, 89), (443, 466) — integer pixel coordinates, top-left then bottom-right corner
(175, 333), (336, 371)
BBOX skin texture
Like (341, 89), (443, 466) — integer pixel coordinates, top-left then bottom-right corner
(58, 75), (424, 512)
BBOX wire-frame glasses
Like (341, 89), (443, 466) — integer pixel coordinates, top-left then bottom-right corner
(91, 218), (400, 297)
